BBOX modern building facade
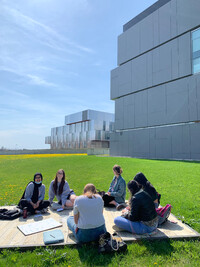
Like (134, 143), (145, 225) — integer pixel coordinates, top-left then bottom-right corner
(45, 110), (114, 150)
(110, 0), (200, 160)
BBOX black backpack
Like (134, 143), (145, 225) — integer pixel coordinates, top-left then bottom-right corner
(0, 208), (21, 220)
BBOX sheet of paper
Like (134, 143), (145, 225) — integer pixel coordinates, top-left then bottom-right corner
(17, 218), (62, 236)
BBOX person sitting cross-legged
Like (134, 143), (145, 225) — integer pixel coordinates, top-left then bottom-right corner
(114, 180), (158, 235)
(102, 165), (126, 210)
(67, 183), (106, 243)
(18, 172), (50, 215)
(49, 169), (76, 210)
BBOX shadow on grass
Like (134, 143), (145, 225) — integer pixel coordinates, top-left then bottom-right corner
(140, 239), (174, 255)
(76, 242), (127, 266)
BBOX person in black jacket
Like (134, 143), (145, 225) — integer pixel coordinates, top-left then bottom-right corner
(134, 172), (161, 208)
(114, 180), (158, 234)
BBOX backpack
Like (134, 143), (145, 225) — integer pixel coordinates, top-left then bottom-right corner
(0, 208), (21, 220)
(156, 204), (172, 226)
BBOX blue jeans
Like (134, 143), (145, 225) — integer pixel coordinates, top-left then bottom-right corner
(67, 216), (106, 243)
(114, 216), (157, 235)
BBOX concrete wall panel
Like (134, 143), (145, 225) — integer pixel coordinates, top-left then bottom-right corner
(133, 129), (149, 158)
(158, 2), (171, 44)
(148, 85), (166, 126)
(118, 61), (132, 96)
(117, 33), (127, 66)
(177, 0), (200, 35)
(171, 39), (179, 79)
(196, 75), (200, 120)
(114, 98), (123, 130)
(178, 32), (192, 77)
(155, 127), (172, 159)
(110, 68), (119, 100)
(134, 91), (148, 127)
(149, 128), (156, 158)
(188, 76), (198, 121)
(171, 124), (190, 159)
(153, 10), (160, 46)
(140, 13), (154, 53)
(126, 23), (140, 62)
(190, 123), (200, 159)
(166, 79), (189, 124)
(170, 0), (178, 38)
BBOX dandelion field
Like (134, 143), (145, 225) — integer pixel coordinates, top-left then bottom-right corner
(0, 154), (200, 266)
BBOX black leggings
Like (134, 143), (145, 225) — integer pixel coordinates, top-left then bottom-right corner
(19, 199), (50, 214)
(102, 194), (116, 207)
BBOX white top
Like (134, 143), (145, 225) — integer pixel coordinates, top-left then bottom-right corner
(73, 194), (105, 229)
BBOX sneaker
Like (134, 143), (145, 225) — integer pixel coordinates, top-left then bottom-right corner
(116, 203), (126, 210)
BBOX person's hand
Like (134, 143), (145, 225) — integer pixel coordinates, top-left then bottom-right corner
(35, 202), (40, 208)
(121, 208), (126, 214)
(31, 202), (37, 209)
(107, 192), (111, 196)
(62, 205), (65, 209)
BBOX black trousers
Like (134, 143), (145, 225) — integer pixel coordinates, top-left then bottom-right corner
(102, 194), (116, 207)
(19, 199), (50, 214)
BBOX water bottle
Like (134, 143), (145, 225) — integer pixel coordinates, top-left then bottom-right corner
(23, 207), (27, 219)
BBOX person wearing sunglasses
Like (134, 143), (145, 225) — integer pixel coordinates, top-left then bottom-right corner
(49, 169), (76, 210)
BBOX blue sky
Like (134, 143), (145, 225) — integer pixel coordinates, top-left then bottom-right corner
(0, 0), (156, 149)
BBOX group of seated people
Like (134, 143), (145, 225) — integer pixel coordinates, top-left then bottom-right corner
(18, 164), (160, 243)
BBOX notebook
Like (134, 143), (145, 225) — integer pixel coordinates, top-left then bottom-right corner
(43, 229), (64, 245)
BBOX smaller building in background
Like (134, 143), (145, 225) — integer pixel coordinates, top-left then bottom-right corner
(45, 109), (114, 150)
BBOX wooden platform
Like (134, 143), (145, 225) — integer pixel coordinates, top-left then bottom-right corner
(0, 206), (199, 249)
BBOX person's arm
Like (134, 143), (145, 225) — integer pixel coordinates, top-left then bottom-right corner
(73, 198), (79, 225)
(74, 213), (79, 224)
(61, 182), (70, 206)
(110, 179), (126, 198)
(108, 177), (115, 192)
(35, 185), (45, 208)
(124, 197), (140, 221)
(38, 185), (45, 201)
(48, 181), (55, 204)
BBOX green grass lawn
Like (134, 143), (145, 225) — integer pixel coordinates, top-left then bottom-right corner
(0, 154), (200, 266)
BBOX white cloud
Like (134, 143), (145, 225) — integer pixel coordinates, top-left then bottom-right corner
(27, 74), (57, 87)
(2, 5), (94, 55)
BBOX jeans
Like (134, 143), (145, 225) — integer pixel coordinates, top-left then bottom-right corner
(67, 216), (106, 243)
(114, 216), (158, 235)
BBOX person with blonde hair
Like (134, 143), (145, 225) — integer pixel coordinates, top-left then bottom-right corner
(49, 169), (76, 210)
(67, 183), (106, 243)
(102, 165), (126, 210)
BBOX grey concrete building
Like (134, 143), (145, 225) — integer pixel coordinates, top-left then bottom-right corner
(45, 109), (114, 150)
(110, 0), (200, 160)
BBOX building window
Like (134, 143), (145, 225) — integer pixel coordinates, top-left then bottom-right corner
(192, 28), (200, 74)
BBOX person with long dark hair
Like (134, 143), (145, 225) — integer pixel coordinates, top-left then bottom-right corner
(114, 180), (158, 234)
(134, 172), (161, 208)
(18, 173), (50, 214)
(67, 183), (106, 243)
(102, 165), (126, 210)
(48, 169), (76, 210)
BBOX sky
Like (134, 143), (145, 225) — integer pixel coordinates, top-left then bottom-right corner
(0, 0), (156, 149)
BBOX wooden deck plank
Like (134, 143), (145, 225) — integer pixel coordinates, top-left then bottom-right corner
(0, 205), (199, 249)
